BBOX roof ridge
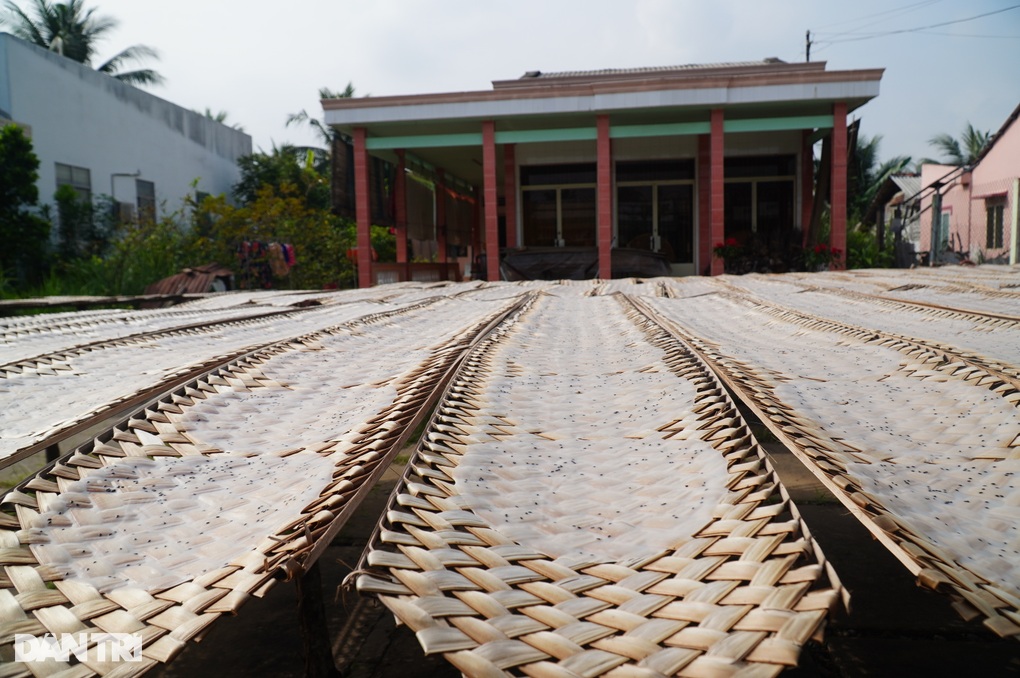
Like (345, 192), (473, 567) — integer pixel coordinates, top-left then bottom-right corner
(491, 59), (826, 89)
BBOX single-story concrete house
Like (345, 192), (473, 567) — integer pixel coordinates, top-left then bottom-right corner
(0, 32), (251, 221)
(323, 59), (883, 286)
(918, 102), (1020, 264)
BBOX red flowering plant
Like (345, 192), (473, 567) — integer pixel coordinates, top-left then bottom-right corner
(712, 237), (743, 261)
(804, 242), (843, 270)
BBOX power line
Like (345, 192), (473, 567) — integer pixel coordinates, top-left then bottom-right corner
(807, 0), (944, 60)
(915, 30), (1020, 38)
(814, 4), (1020, 45)
(813, 0), (943, 34)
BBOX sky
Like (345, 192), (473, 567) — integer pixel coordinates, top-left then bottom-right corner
(10, 0), (1020, 164)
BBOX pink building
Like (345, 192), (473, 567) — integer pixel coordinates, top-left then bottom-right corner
(919, 103), (1020, 264)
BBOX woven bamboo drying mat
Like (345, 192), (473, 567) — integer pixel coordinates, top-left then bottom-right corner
(642, 286), (1020, 639)
(357, 291), (842, 678)
(723, 274), (1020, 358)
(0, 290), (524, 676)
(0, 290), (456, 468)
(783, 267), (1020, 318)
(0, 282), (371, 365)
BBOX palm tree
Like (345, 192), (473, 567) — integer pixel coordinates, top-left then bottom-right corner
(848, 133), (912, 223)
(286, 83), (357, 147)
(0, 0), (164, 86)
(201, 108), (245, 132)
(927, 122), (991, 166)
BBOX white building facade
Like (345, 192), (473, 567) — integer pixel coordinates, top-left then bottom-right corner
(0, 33), (251, 219)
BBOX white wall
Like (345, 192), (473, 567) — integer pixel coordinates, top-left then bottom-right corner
(0, 33), (251, 217)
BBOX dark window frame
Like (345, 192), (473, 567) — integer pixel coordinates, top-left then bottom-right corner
(136, 179), (156, 221)
(986, 199), (1006, 249)
(55, 162), (92, 202)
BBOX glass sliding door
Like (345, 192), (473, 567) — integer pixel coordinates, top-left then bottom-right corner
(561, 188), (596, 247)
(724, 182), (753, 243)
(616, 160), (696, 274)
(756, 180), (794, 251)
(657, 184), (694, 265)
(522, 189), (558, 247)
(520, 163), (597, 248)
(617, 186), (654, 251)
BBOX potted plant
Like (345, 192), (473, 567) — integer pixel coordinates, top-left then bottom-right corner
(713, 237), (743, 273)
(804, 242), (843, 271)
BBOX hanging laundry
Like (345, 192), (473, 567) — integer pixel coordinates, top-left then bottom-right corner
(235, 240), (274, 289)
(268, 242), (290, 278)
(282, 243), (296, 267)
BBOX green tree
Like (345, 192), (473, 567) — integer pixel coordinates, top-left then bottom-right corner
(0, 0), (164, 86)
(192, 185), (357, 290)
(233, 144), (331, 211)
(0, 124), (50, 288)
(928, 123), (991, 166)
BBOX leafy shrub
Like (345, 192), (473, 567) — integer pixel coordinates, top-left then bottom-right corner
(847, 227), (893, 269)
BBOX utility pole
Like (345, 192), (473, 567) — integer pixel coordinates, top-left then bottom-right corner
(806, 30), (812, 62)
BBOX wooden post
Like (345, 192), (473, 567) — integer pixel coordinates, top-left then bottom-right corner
(801, 130), (814, 241)
(698, 135), (711, 274)
(296, 560), (341, 678)
(394, 150), (408, 267)
(930, 189), (943, 266)
(877, 209), (885, 254)
(504, 144), (517, 249)
(596, 114), (613, 280)
(436, 169), (448, 263)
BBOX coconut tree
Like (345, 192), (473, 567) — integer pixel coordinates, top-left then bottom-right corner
(848, 133), (912, 224)
(285, 83), (357, 147)
(201, 108), (245, 132)
(928, 122), (991, 166)
(0, 0), (164, 86)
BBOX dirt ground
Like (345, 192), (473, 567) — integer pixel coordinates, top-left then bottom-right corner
(148, 444), (1020, 678)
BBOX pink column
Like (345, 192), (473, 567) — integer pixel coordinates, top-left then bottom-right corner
(801, 130), (814, 244)
(482, 121), (500, 281)
(596, 115), (613, 280)
(503, 144), (517, 249)
(394, 150), (408, 266)
(698, 135), (711, 274)
(436, 169), (448, 263)
(353, 127), (373, 288)
(830, 102), (848, 269)
(710, 109), (725, 276)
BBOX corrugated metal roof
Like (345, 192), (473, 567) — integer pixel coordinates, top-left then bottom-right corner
(144, 263), (233, 296)
(892, 173), (922, 199)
